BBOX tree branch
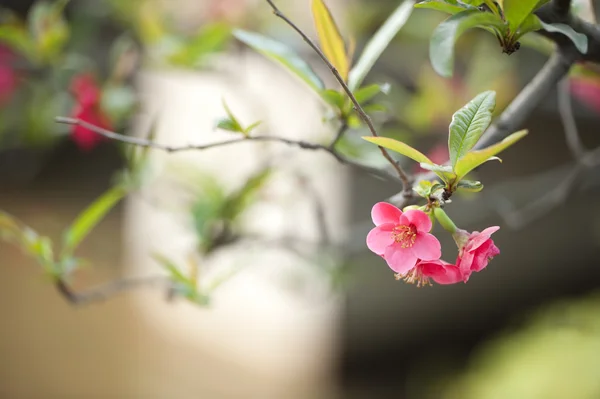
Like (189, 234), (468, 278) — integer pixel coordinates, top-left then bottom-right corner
(55, 275), (172, 305)
(476, 48), (578, 150)
(264, 0), (412, 192)
(55, 116), (400, 183)
(557, 77), (585, 158)
(552, 0), (572, 17)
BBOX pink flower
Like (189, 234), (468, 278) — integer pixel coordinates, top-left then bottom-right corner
(410, 259), (463, 286)
(367, 202), (441, 277)
(570, 77), (600, 113)
(455, 226), (500, 282)
(0, 45), (18, 106)
(69, 73), (111, 151)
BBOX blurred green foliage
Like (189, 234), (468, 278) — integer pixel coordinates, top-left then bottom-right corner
(442, 293), (600, 399)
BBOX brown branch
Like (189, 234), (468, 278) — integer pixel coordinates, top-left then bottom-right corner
(329, 121), (349, 150)
(493, 146), (600, 229)
(55, 116), (400, 183)
(476, 48), (578, 150)
(264, 0), (412, 192)
(557, 77), (585, 158)
(55, 275), (172, 305)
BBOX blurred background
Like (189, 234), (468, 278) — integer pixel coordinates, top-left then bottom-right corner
(1, 0), (600, 398)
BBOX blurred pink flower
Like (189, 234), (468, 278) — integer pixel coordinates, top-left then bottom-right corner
(414, 144), (449, 174)
(70, 73), (111, 151)
(570, 77), (600, 113)
(0, 45), (19, 106)
(454, 226), (500, 282)
(367, 202), (441, 276)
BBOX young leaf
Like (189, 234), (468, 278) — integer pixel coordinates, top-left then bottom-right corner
(362, 136), (435, 165)
(348, 0), (414, 90)
(216, 118), (243, 133)
(244, 121), (262, 135)
(223, 168), (272, 221)
(354, 83), (388, 104)
(539, 21), (588, 54)
(454, 129), (527, 180)
(430, 10), (504, 77)
(456, 179), (484, 192)
(320, 89), (346, 110)
(62, 185), (127, 256)
(217, 99), (245, 134)
(311, 0), (349, 81)
(233, 29), (324, 92)
(415, 0), (478, 15)
(449, 90), (496, 168)
(419, 163), (457, 183)
(502, 0), (541, 35)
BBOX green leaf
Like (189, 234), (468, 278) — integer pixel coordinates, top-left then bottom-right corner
(539, 21), (588, 54)
(223, 168), (271, 221)
(312, 0), (349, 81)
(449, 90), (496, 168)
(419, 163), (457, 183)
(233, 29), (324, 92)
(0, 24), (37, 62)
(244, 121), (262, 135)
(429, 10), (504, 77)
(354, 83), (389, 104)
(361, 136), (434, 165)
(320, 89), (346, 111)
(168, 22), (231, 67)
(415, 0), (478, 15)
(216, 118), (242, 133)
(28, 0), (70, 61)
(348, 0), (414, 90)
(454, 129), (527, 180)
(153, 254), (190, 285)
(502, 0), (541, 35)
(515, 13), (542, 37)
(456, 179), (484, 192)
(62, 186), (127, 256)
(217, 99), (245, 134)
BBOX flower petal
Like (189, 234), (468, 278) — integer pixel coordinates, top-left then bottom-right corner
(421, 262), (463, 285)
(411, 232), (441, 260)
(399, 209), (432, 232)
(371, 202), (402, 226)
(468, 226), (500, 251)
(366, 223), (395, 255)
(384, 245), (417, 274)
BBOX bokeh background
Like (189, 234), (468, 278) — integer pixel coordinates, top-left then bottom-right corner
(2, 0), (600, 398)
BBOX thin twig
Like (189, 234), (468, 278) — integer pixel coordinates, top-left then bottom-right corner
(329, 121), (349, 150)
(264, 0), (411, 191)
(55, 275), (172, 305)
(477, 48), (578, 150)
(55, 116), (400, 182)
(494, 147), (600, 229)
(557, 78), (585, 158)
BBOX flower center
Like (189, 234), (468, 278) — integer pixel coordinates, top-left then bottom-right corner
(394, 267), (431, 287)
(391, 224), (417, 248)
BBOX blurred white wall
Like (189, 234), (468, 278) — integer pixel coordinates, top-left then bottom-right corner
(123, 52), (348, 398)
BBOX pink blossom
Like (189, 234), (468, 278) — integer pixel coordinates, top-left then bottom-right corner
(69, 73), (111, 151)
(410, 259), (463, 286)
(455, 226), (500, 282)
(414, 144), (449, 174)
(0, 45), (18, 106)
(367, 202), (441, 276)
(570, 77), (600, 113)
